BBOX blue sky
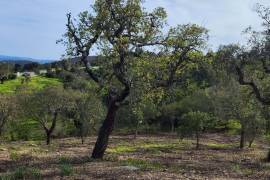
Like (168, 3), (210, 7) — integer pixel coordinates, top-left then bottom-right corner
(0, 0), (269, 60)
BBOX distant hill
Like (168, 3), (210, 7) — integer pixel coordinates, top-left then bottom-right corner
(0, 55), (56, 64)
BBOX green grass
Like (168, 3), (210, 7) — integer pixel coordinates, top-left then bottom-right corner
(107, 146), (137, 154)
(206, 142), (234, 149)
(0, 167), (41, 180)
(120, 158), (164, 170)
(58, 156), (74, 177)
(0, 76), (62, 94)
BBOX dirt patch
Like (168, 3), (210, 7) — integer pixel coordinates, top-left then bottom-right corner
(0, 134), (269, 179)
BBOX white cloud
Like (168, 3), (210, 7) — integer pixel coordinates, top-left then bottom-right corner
(0, 0), (269, 59)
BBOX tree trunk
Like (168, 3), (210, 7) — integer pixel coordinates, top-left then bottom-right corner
(196, 132), (200, 149)
(43, 112), (58, 145)
(46, 131), (51, 145)
(171, 118), (175, 133)
(81, 135), (84, 144)
(267, 150), (270, 162)
(240, 128), (245, 149)
(91, 102), (119, 159)
(134, 120), (139, 139)
(80, 128), (84, 144)
(248, 139), (254, 148)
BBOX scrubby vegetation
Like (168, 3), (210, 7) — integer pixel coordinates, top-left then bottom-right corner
(1, 0), (270, 179)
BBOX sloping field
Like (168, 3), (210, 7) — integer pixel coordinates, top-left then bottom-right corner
(0, 76), (62, 94)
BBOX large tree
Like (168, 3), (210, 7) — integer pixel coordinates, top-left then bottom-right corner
(63, 0), (208, 159)
(218, 3), (270, 159)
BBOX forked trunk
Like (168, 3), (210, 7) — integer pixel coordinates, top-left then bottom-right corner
(91, 102), (119, 159)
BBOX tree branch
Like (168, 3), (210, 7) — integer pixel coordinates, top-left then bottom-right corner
(236, 66), (270, 105)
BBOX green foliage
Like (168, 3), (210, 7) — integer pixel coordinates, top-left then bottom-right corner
(0, 76), (61, 94)
(59, 164), (73, 177)
(226, 119), (241, 135)
(58, 156), (74, 177)
(107, 146), (137, 154)
(178, 111), (214, 139)
(0, 166), (42, 180)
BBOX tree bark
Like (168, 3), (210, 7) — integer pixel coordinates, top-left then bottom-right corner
(80, 128), (84, 144)
(134, 119), (139, 139)
(171, 118), (175, 133)
(43, 112), (58, 145)
(240, 128), (245, 149)
(248, 139), (254, 148)
(91, 102), (119, 159)
(267, 150), (270, 162)
(46, 131), (51, 145)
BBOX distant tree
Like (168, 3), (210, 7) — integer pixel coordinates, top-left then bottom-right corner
(178, 111), (214, 149)
(0, 95), (15, 136)
(217, 4), (270, 159)
(23, 62), (39, 72)
(20, 86), (67, 145)
(0, 63), (11, 84)
(65, 91), (105, 144)
(14, 64), (22, 72)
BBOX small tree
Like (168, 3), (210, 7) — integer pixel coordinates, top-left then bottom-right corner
(20, 86), (67, 145)
(178, 111), (213, 149)
(0, 95), (15, 136)
(65, 91), (105, 144)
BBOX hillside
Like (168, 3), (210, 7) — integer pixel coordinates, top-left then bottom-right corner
(0, 55), (55, 64)
(0, 76), (62, 94)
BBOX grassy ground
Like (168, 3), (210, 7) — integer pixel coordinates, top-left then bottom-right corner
(0, 134), (269, 179)
(0, 76), (61, 94)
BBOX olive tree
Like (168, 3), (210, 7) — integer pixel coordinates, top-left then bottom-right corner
(65, 91), (105, 144)
(20, 86), (68, 145)
(0, 95), (15, 136)
(62, 0), (208, 159)
(63, 0), (167, 159)
(217, 4), (270, 159)
(178, 111), (214, 149)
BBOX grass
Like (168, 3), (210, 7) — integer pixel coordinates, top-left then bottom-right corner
(0, 167), (41, 180)
(0, 76), (62, 94)
(206, 142), (235, 149)
(58, 156), (74, 177)
(0, 135), (269, 179)
(107, 146), (137, 154)
(59, 164), (74, 177)
(120, 158), (164, 171)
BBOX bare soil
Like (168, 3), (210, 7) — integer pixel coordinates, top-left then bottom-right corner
(0, 133), (269, 179)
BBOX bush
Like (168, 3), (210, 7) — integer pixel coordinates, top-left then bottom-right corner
(226, 119), (241, 135)
(8, 74), (17, 80)
(59, 164), (73, 177)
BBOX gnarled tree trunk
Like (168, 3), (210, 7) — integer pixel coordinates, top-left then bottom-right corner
(91, 102), (119, 159)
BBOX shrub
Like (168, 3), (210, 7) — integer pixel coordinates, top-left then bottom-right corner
(59, 164), (73, 177)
